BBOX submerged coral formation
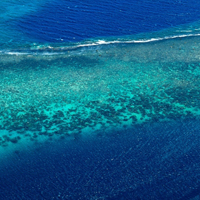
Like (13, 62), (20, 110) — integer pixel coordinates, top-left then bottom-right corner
(0, 37), (200, 147)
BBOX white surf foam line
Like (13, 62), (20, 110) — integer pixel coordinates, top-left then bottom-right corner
(0, 51), (64, 56)
(6, 52), (29, 55)
(72, 33), (200, 47)
(1, 33), (200, 56)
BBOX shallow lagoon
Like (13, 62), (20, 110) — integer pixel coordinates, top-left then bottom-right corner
(0, 35), (200, 199)
(0, 35), (200, 148)
(1, 0), (200, 199)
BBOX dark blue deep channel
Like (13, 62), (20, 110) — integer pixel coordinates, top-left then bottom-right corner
(16, 0), (200, 43)
(0, 119), (200, 199)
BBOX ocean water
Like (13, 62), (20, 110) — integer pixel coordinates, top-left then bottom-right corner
(0, 0), (200, 199)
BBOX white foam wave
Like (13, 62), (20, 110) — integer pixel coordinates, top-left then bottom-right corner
(54, 33), (200, 49)
(0, 51), (64, 56)
(1, 33), (200, 56)
(6, 52), (29, 55)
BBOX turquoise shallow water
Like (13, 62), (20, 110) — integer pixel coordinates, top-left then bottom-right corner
(0, 33), (200, 150)
(1, 1), (200, 199)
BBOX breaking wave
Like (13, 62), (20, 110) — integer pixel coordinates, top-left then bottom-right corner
(1, 33), (200, 56)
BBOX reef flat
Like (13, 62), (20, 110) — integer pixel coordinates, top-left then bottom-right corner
(0, 35), (200, 148)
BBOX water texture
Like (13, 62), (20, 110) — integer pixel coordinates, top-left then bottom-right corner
(0, 0), (200, 199)
(0, 36), (200, 147)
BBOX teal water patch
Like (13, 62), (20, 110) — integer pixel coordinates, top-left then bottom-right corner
(0, 35), (200, 149)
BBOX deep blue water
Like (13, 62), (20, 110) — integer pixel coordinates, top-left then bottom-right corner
(15, 0), (200, 42)
(1, 0), (200, 46)
(1, 119), (200, 200)
(0, 0), (200, 199)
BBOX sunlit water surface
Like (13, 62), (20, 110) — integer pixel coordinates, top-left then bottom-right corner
(0, 0), (200, 199)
